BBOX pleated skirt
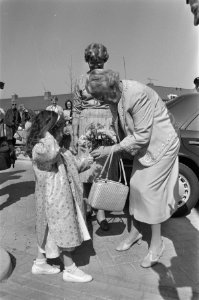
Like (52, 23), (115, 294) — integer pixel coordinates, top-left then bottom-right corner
(129, 138), (180, 224)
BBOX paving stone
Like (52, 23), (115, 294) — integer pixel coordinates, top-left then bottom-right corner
(93, 263), (199, 300)
(95, 250), (115, 267)
(193, 281), (199, 292)
(0, 160), (199, 300)
(84, 255), (103, 274)
(27, 290), (63, 300)
(0, 281), (34, 299)
(0, 211), (8, 226)
(0, 228), (7, 242)
(15, 276), (81, 298)
(0, 291), (7, 298)
(0, 295), (28, 300)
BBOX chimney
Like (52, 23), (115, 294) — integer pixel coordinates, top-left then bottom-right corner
(44, 91), (51, 101)
(12, 94), (18, 101)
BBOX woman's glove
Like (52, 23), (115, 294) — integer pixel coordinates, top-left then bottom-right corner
(91, 146), (113, 160)
(91, 143), (122, 161)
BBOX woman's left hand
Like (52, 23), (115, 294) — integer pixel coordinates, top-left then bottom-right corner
(91, 146), (113, 160)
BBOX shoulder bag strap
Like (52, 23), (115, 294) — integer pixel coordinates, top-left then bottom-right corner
(98, 145), (128, 186)
(98, 146), (114, 180)
(119, 158), (128, 186)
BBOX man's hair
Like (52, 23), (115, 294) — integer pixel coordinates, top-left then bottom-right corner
(0, 82), (5, 89)
(194, 77), (199, 86)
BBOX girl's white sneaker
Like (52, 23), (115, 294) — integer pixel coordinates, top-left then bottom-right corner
(31, 259), (60, 275)
(63, 263), (92, 283)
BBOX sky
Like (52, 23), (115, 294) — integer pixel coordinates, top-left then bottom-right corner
(0, 0), (198, 100)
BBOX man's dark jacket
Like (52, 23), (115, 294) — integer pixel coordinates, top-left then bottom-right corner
(4, 108), (21, 140)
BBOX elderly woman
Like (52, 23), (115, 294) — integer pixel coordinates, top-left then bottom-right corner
(86, 69), (180, 268)
(72, 43), (118, 231)
(186, 0), (199, 26)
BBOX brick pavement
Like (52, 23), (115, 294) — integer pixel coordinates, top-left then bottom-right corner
(0, 159), (199, 300)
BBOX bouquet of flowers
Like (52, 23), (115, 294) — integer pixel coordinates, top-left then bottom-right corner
(78, 123), (117, 153)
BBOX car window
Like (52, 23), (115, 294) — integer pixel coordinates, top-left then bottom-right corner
(167, 95), (199, 127)
(186, 115), (199, 131)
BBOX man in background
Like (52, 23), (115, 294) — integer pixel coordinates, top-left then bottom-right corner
(0, 82), (5, 137)
(193, 77), (199, 92)
(18, 103), (36, 129)
(46, 96), (64, 116)
(4, 97), (21, 166)
(4, 97), (21, 144)
(0, 108), (5, 137)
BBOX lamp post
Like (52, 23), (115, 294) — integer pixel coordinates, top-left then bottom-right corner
(11, 94), (18, 101)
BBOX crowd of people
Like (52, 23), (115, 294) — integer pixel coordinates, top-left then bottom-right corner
(0, 94), (74, 168)
(0, 41), (197, 284)
(0, 97), (38, 168)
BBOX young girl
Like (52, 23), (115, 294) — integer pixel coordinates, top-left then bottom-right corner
(26, 110), (93, 283)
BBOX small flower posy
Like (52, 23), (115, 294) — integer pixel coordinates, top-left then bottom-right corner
(78, 123), (117, 152)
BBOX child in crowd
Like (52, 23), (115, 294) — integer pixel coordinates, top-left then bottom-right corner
(26, 110), (93, 283)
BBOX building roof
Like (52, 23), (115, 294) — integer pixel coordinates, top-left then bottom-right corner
(0, 93), (73, 112)
(147, 83), (194, 101)
(0, 84), (194, 112)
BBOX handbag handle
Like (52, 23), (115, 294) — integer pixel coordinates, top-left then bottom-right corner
(98, 146), (128, 186)
(118, 158), (128, 186)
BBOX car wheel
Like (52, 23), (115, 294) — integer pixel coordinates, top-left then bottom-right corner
(172, 163), (199, 217)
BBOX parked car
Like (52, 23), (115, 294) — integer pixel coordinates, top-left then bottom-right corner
(166, 93), (199, 217)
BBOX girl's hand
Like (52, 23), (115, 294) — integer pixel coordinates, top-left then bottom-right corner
(87, 155), (94, 165)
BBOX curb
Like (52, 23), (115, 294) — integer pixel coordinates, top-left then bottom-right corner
(0, 247), (12, 281)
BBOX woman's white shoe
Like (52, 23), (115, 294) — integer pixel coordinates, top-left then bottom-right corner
(116, 233), (142, 251)
(141, 241), (165, 268)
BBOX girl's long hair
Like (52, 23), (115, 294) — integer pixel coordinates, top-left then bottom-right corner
(26, 110), (58, 158)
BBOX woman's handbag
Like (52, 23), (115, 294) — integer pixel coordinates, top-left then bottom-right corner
(87, 147), (129, 212)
